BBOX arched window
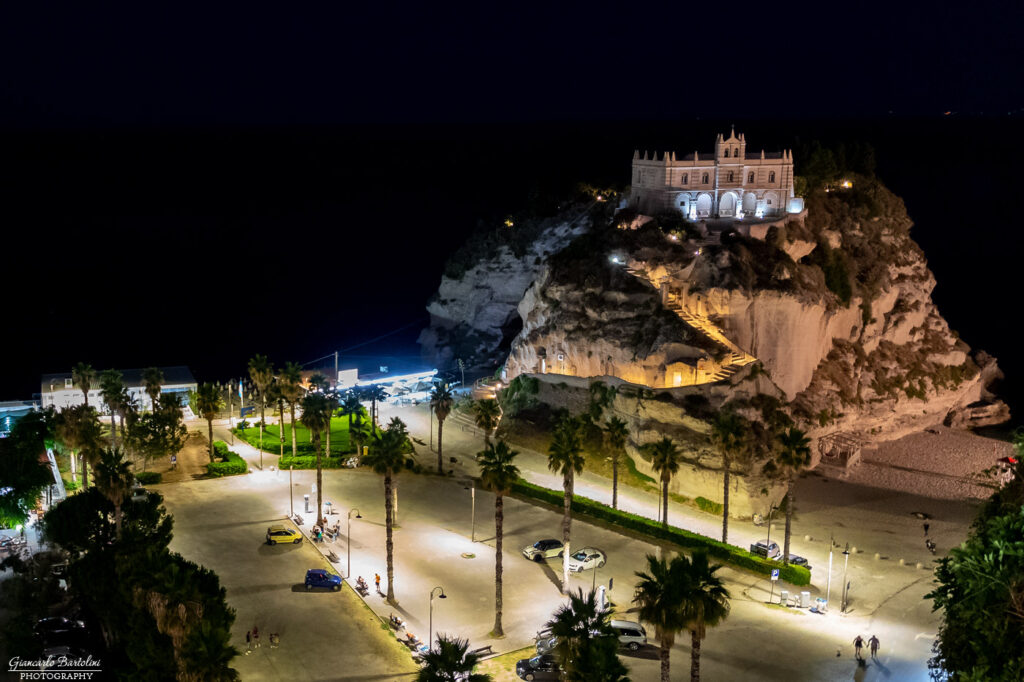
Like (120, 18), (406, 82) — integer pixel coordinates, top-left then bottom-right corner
(748, 172), (754, 183)
(724, 149), (730, 158)
(727, 172), (734, 182)
(702, 173), (709, 184)
(682, 173), (688, 184)
(769, 171), (776, 183)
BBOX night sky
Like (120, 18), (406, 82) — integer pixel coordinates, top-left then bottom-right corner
(1, 4), (1022, 405)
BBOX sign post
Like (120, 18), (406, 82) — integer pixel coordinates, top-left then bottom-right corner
(769, 568), (780, 604)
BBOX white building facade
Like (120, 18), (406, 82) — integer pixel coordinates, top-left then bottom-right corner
(41, 366), (197, 413)
(630, 129), (802, 219)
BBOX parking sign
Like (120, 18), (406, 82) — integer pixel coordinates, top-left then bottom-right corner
(771, 568), (780, 581)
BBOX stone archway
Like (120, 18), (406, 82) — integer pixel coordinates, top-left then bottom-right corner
(764, 191), (779, 213)
(696, 193), (712, 218)
(677, 193), (692, 217)
(743, 192), (757, 214)
(719, 192), (738, 217)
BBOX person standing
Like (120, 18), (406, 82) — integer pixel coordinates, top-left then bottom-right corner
(245, 630), (252, 654)
(253, 625), (260, 648)
(853, 635), (865, 660)
(868, 635), (880, 658)
(375, 573), (381, 594)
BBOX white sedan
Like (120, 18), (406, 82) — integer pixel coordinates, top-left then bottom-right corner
(567, 547), (606, 572)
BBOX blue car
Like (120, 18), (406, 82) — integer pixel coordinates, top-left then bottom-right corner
(305, 569), (342, 591)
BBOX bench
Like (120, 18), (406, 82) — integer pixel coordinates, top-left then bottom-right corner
(470, 645), (493, 657)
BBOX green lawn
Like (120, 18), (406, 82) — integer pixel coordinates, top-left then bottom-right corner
(237, 417), (360, 457)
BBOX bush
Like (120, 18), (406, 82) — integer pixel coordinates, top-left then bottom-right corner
(509, 479), (811, 586)
(206, 452), (247, 477)
(278, 456), (349, 470)
(695, 496), (723, 515)
(212, 441), (231, 461)
(64, 479), (80, 492)
(135, 472), (162, 485)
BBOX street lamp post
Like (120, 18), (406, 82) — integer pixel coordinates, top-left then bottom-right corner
(346, 508), (362, 579)
(764, 504), (779, 556)
(464, 482), (476, 542)
(429, 586), (447, 651)
(289, 466), (294, 518)
(826, 534), (834, 610)
(841, 543), (851, 613)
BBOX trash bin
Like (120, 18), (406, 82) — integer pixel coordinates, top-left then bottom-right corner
(779, 590), (789, 606)
(800, 591), (811, 608)
(304, 494), (310, 513)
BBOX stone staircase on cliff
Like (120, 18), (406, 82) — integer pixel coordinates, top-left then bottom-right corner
(625, 266), (757, 385)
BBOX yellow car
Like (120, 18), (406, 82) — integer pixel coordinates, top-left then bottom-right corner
(266, 525), (302, 545)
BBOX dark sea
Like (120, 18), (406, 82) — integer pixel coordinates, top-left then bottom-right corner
(1, 117), (1020, 425)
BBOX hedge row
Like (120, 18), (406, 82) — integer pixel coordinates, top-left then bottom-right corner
(278, 456), (350, 470)
(509, 479), (811, 586)
(206, 452), (248, 478)
(135, 472), (163, 485)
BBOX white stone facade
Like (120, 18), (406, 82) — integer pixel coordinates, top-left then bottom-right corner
(630, 130), (800, 219)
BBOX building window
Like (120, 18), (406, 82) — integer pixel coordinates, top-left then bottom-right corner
(682, 173), (688, 185)
(723, 149), (730, 158)
(748, 172), (754, 183)
(727, 172), (734, 182)
(769, 171), (776, 183)
(702, 173), (709, 184)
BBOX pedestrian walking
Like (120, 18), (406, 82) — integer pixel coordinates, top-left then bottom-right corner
(923, 522), (930, 535)
(253, 625), (260, 648)
(245, 630), (252, 654)
(869, 635), (880, 658)
(375, 573), (381, 594)
(853, 635), (864, 660)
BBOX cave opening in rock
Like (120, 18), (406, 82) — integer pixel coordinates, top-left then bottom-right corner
(498, 313), (524, 357)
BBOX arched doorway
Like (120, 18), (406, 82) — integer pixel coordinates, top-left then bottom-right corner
(743, 192), (757, 214)
(677, 193), (691, 217)
(719, 192), (738, 217)
(764, 191), (779, 213)
(696, 193), (712, 218)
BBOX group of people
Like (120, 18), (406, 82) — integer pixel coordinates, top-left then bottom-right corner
(245, 626), (281, 653)
(310, 520), (341, 543)
(852, 634), (881, 660)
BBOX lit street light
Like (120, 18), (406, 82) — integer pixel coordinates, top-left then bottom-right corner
(347, 507), (362, 580)
(288, 465), (294, 518)
(429, 586), (447, 652)
(463, 481), (476, 542)
(841, 543), (851, 613)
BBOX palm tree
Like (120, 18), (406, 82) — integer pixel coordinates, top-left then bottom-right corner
(265, 379), (286, 457)
(72, 362), (95, 407)
(772, 427), (811, 566)
(93, 447), (133, 540)
(679, 552), (731, 682)
(99, 369), (125, 447)
(142, 367), (164, 412)
(362, 419), (414, 604)
(323, 390), (339, 458)
(545, 588), (628, 681)
(430, 383), (455, 474)
(308, 372), (330, 392)
(633, 554), (687, 682)
(603, 417), (629, 510)
(647, 437), (683, 528)
(248, 354), (274, 456)
(710, 410), (748, 544)
(300, 392), (333, 524)
(195, 383), (224, 463)
(416, 634), (492, 682)
(118, 387), (138, 451)
(56, 404), (102, 486)
(363, 384), (388, 426)
(472, 399), (501, 447)
(340, 391), (362, 439)
(477, 440), (520, 637)
(179, 621), (240, 682)
(349, 419), (372, 460)
(279, 362), (304, 458)
(548, 415), (585, 593)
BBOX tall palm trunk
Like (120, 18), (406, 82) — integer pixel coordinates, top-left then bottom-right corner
(279, 400), (285, 457)
(81, 453), (89, 488)
(384, 471), (396, 603)
(691, 630), (702, 682)
(436, 416), (445, 475)
(561, 472), (573, 593)
(290, 402), (298, 457)
(493, 492), (505, 636)
(325, 417), (331, 459)
(114, 503), (123, 540)
(660, 637), (671, 682)
(721, 452), (730, 543)
(783, 481), (794, 565)
(207, 418), (215, 462)
(259, 399), (266, 457)
(662, 477), (670, 526)
(315, 430), (323, 523)
(109, 416), (116, 448)
(612, 451), (619, 510)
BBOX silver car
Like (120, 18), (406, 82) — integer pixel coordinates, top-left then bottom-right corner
(567, 547), (606, 572)
(611, 620), (647, 651)
(522, 539), (564, 562)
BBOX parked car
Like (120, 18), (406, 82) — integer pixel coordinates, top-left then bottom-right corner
(782, 554), (810, 569)
(130, 486), (148, 502)
(535, 634), (558, 654)
(567, 547), (606, 572)
(516, 653), (562, 681)
(610, 620), (647, 651)
(522, 539), (564, 562)
(267, 525), (302, 545)
(749, 540), (781, 559)
(304, 569), (342, 591)
(34, 617), (86, 639)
